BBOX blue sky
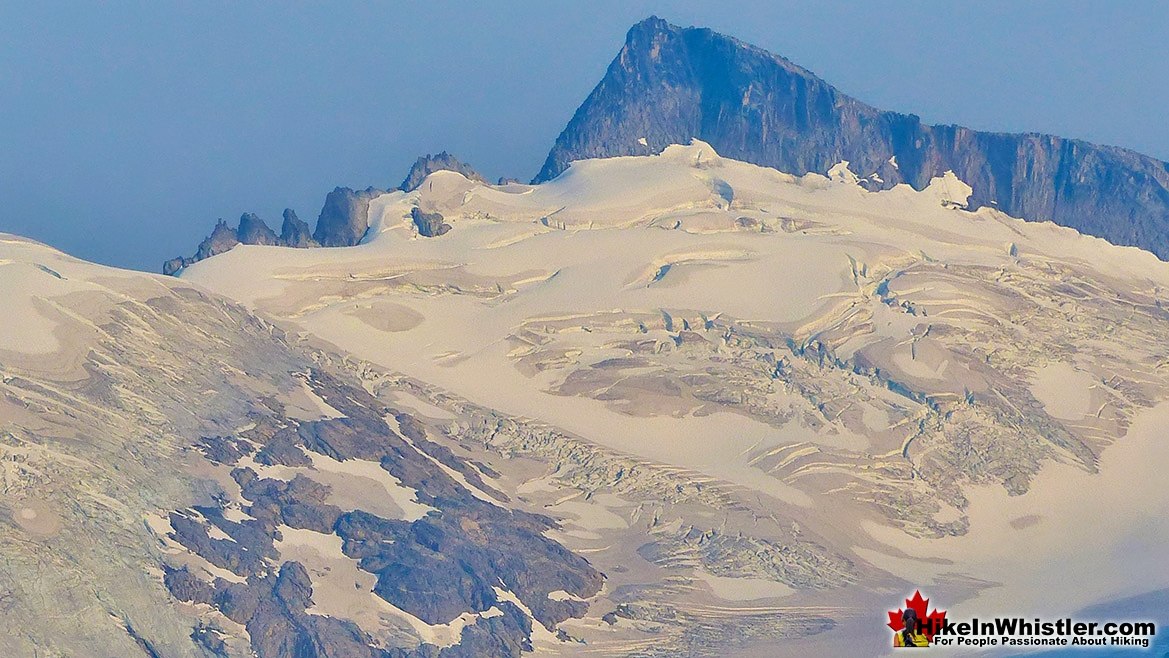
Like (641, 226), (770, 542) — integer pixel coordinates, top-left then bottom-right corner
(2, 1), (1167, 271)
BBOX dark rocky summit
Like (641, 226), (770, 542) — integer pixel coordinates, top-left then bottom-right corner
(196, 219), (242, 258)
(399, 152), (487, 192)
(237, 213), (280, 246)
(279, 209), (317, 248)
(164, 219), (241, 275)
(536, 16), (1169, 259)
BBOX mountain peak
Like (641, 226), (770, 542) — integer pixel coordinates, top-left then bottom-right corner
(625, 15), (675, 39)
(532, 18), (847, 186)
(535, 18), (1169, 260)
(399, 151), (487, 192)
(237, 212), (279, 246)
(619, 16), (682, 69)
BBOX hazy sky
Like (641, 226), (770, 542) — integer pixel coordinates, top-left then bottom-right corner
(3, 1), (1167, 271)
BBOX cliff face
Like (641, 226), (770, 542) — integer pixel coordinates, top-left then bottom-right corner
(536, 17), (1169, 259)
(312, 186), (385, 247)
(279, 208), (317, 248)
(237, 212), (280, 246)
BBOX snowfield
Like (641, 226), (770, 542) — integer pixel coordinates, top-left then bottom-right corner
(4, 141), (1169, 655)
(179, 142), (1169, 653)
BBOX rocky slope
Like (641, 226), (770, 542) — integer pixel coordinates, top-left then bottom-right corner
(0, 235), (603, 657)
(536, 17), (1169, 259)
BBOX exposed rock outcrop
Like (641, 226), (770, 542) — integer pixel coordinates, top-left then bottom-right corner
(196, 218), (242, 259)
(278, 208), (317, 248)
(312, 186), (384, 247)
(411, 207), (451, 237)
(162, 256), (188, 276)
(164, 210), (317, 274)
(163, 219), (241, 275)
(236, 213), (279, 246)
(164, 184), (385, 273)
(163, 370), (603, 657)
(164, 153), (493, 272)
(536, 16), (1169, 259)
(399, 152), (487, 192)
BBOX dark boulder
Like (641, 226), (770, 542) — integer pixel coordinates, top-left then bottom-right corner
(162, 257), (188, 276)
(411, 207), (451, 237)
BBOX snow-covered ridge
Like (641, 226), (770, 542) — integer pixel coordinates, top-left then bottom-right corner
(366, 140), (975, 237)
(185, 139), (1169, 304)
(0, 234), (189, 355)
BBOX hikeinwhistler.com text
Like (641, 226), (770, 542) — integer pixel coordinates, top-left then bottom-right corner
(928, 617), (1156, 649)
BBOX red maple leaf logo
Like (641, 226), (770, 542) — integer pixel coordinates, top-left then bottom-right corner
(887, 590), (947, 642)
